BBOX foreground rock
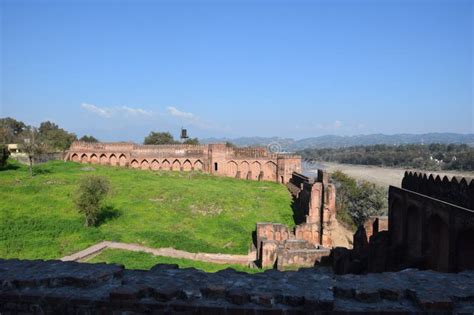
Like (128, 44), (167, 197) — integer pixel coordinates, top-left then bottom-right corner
(1, 259), (474, 314)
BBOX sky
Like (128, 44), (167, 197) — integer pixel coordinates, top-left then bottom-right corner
(1, 0), (472, 142)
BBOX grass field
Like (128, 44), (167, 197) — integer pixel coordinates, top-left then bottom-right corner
(0, 160), (293, 260)
(86, 249), (261, 273)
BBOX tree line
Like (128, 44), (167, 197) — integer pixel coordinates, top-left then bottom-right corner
(299, 143), (474, 171)
(0, 117), (206, 172)
(0, 117), (98, 174)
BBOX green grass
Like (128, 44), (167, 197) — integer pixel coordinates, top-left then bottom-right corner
(87, 249), (262, 273)
(0, 160), (293, 260)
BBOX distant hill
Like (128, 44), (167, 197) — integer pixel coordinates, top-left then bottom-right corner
(202, 133), (474, 151)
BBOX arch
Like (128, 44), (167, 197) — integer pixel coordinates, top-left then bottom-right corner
(130, 159), (139, 169)
(81, 154), (88, 163)
(194, 160), (203, 171)
(251, 161), (262, 180)
(151, 159), (160, 170)
(182, 160), (192, 171)
(109, 154), (117, 166)
(140, 160), (149, 170)
(263, 161), (277, 181)
(90, 154), (98, 164)
(240, 161), (250, 179)
(119, 154), (127, 167)
(406, 205), (422, 260)
(426, 215), (450, 271)
(172, 159), (181, 171)
(100, 154), (108, 165)
(456, 228), (474, 271)
(162, 159), (171, 170)
(227, 161), (238, 178)
(71, 153), (79, 162)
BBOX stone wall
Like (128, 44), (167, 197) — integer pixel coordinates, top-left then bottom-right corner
(401, 171), (474, 209)
(65, 141), (301, 184)
(388, 185), (474, 272)
(254, 171), (338, 270)
(1, 258), (474, 313)
(332, 171), (474, 274)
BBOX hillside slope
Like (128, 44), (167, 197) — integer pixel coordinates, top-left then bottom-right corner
(0, 161), (293, 260)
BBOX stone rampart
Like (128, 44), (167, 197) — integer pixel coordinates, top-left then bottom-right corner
(1, 258), (473, 313)
(65, 141), (301, 184)
(332, 171), (474, 274)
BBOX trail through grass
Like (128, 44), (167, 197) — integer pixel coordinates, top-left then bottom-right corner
(86, 249), (262, 273)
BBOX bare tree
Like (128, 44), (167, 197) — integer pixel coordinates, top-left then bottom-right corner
(20, 128), (46, 177)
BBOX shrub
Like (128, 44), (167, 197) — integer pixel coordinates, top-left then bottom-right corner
(331, 170), (387, 228)
(75, 175), (110, 226)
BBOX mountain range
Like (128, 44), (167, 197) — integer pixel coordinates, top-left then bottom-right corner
(202, 133), (474, 151)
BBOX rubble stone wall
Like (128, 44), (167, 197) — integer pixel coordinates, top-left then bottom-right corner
(1, 259), (474, 313)
(254, 171), (339, 270)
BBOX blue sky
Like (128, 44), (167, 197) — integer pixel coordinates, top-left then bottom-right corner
(1, 0), (472, 142)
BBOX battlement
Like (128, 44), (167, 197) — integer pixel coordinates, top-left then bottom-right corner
(401, 171), (474, 210)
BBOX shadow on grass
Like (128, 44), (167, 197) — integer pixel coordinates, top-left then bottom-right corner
(0, 163), (20, 171)
(96, 205), (122, 226)
(291, 199), (306, 225)
(32, 167), (52, 175)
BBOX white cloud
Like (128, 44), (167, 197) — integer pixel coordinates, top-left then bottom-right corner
(81, 103), (152, 118)
(167, 106), (196, 120)
(334, 120), (342, 129)
(81, 103), (112, 118)
(121, 106), (152, 116)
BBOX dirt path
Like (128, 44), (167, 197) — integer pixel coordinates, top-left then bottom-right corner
(60, 241), (255, 265)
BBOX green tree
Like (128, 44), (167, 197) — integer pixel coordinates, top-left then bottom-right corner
(349, 181), (386, 226)
(0, 117), (26, 143)
(0, 144), (10, 168)
(75, 175), (110, 227)
(183, 137), (199, 145)
(79, 135), (99, 143)
(331, 171), (386, 228)
(38, 121), (77, 151)
(143, 131), (177, 145)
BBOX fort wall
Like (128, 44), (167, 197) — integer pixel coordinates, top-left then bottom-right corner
(332, 171), (474, 274)
(65, 141), (301, 183)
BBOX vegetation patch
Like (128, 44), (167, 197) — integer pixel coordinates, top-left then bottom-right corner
(0, 160), (293, 260)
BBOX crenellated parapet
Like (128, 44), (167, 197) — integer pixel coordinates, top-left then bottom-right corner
(402, 171), (474, 209)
